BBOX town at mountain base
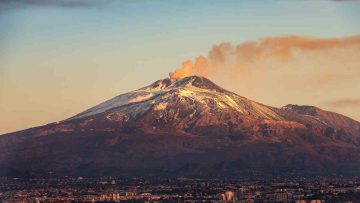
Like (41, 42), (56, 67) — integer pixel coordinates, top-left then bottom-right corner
(1, 76), (359, 178)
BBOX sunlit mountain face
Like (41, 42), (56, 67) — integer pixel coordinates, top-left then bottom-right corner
(0, 76), (360, 178)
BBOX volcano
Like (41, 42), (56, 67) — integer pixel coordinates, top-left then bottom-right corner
(1, 76), (360, 178)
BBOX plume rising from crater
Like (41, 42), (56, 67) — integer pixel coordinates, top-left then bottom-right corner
(169, 35), (360, 80)
(169, 35), (360, 122)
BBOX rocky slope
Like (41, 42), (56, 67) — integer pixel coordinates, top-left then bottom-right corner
(0, 76), (359, 178)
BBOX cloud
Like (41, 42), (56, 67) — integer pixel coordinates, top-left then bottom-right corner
(168, 35), (360, 122)
(329, 0), (359, 1)
(0, 0), (110, 8)
(169, 35), (360, 82)
(323, 98), (360, 108)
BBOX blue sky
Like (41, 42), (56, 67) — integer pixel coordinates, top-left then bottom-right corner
(2, 0), (360, 59)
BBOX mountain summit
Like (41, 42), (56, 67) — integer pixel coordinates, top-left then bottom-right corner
(71, 76), (283, 127)
(1, 76), (360, 177)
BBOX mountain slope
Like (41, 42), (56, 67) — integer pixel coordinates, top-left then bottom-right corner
(0, 76), (359, 178)
(71, 76), (284, 121)
(282, 104), (360, 138)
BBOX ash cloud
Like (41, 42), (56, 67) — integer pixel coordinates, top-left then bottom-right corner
(169, 35), (360, 80)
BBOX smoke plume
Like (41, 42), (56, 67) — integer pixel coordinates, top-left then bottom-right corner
(169, 35), (360, 80)
(168, 35), (360, 121)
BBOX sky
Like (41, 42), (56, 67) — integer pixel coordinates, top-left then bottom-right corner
(0, 0), (360, 134)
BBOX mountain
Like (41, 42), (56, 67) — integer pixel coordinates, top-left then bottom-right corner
(1, 76), (360, 178)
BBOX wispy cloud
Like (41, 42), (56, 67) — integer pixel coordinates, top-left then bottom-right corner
(330, 0), (359, 1)
(0, 0), (110, 8)
(323, 98), (360, 108)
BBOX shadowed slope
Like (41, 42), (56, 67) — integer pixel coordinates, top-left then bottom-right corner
(0, 76), (359, 177)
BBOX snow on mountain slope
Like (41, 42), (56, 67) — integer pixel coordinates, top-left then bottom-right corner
(69, 78), (172, 120)
(1, 76), (360, 178)
(70, 76), (284, 121)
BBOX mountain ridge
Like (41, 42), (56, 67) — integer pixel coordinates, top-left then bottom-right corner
(0, 76), (359, 178)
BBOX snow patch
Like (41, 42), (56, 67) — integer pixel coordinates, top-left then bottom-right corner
(129, 93), (154, 103)
(179, 89), (193, 97)
(217, 101), (226, 109)
(154, 102), (168, 111)
(224, 95), (244, 113)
